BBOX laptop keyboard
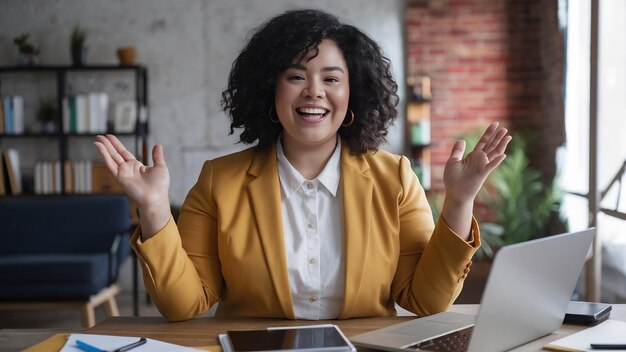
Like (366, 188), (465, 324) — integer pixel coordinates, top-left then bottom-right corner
(406, 326), (474, 351)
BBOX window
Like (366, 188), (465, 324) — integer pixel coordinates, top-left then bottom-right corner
(560, 0), (626, 301)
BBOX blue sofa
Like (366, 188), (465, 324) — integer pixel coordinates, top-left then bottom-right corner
(0, 195), (132, 326)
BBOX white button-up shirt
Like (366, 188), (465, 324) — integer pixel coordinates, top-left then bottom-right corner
(276, 138), (345, 320)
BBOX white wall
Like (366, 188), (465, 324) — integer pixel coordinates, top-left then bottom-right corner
(0, 0), (406, 205)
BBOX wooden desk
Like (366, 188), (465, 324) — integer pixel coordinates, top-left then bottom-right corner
(82, 304), (626, 351)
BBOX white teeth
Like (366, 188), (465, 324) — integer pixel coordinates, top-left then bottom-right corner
(297, 107), (327, 114)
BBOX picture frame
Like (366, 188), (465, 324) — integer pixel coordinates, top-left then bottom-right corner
(113, 101), (137, 133)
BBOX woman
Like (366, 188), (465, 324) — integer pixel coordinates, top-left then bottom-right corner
(95, 9), (510, 322)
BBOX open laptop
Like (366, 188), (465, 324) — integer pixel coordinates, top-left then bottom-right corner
(350, 228), (595, 352)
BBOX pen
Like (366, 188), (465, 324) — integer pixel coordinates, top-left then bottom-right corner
(75, 337), (147, 352)
(590, 343), (626, 350)
(75, 340), (104, 352)
(112, 337), (147, 352)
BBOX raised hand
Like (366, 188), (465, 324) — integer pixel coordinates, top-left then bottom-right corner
(440, 122), (511, 240)
(443, 122), (511, 204)
(94, 135), (170, 210)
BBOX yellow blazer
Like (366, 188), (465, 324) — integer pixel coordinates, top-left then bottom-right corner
(131, 142), (480, 322)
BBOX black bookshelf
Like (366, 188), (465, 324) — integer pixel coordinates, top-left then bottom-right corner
(0, 65), (149, 195)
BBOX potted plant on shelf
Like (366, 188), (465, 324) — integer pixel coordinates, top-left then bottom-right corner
(36, 98), (57, 134)
(70, 24), (88, 66)
(13, 33), (40, 66)
(117, 46), (137, 66)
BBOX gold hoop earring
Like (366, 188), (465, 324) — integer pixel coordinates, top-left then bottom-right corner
(269, 106), (280, 123)
(342, 109), (355, 127)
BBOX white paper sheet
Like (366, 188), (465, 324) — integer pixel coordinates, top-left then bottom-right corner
(60, 333), (201, 352)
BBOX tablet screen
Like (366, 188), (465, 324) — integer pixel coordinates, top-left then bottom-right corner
(226, 325), (352, 351)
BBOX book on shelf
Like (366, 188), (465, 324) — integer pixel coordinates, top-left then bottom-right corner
(73, 160), (91, 194)
(1, 95), (25, 135)
(42, 161), (52, 194)
(410, 119), (431, 145)
(88, 92), (109, 133)
(54, 161), (62, 194)
(64, 161), (73, 193)
(1, 148), (22, 194)
(0, 98), (4, 134)
(12, 96), (24, 134)
(63, 93), (109, 133)
(75, 95), (87, 133)
(3, 96), (12, 133)
(85, 160), (92, 193)
(34, 159), (83, 194)
(35, 161), (61, 195)
(0, 152), (5, 195)
(34, 162), (41, 194)
(66, 96), (77, 133)
(33, 160), (122, 195)
(72, 160), (81, 194)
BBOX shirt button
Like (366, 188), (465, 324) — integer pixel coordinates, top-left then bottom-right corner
(307, 183), (314, 189)
(307, 223), (314, 229)
(309, 296), (318, 303)
(309, 258), (317, 264)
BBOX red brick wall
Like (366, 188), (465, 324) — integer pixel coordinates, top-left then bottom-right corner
(406, 0), (564, 192)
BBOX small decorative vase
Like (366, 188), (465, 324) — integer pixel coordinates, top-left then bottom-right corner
(40, 121), (56, 134)
(71, 45), (88, 66)
(18, 53), (38, 66)
(117, 47), (137, 66)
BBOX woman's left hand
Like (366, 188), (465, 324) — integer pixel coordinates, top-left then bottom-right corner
(443, 122), (512, 204)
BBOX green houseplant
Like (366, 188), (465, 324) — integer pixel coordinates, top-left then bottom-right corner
(36, 98), (57, 133)
(70, 24), (88, 66)
(464, 130), (563, 260)
(13, 33), (40, 66)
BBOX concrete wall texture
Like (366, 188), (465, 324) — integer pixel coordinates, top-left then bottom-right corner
(0, 0), (405, 205)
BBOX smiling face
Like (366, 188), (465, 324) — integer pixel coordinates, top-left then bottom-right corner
(274, 39), (350, 154)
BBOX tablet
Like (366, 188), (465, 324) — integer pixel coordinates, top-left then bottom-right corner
(219, 324), (356, 352)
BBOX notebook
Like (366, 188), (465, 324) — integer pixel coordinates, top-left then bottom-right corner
(350, 228), (596, 352)
(544, 319), (626, 351)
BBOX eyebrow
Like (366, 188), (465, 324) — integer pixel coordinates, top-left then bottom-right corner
(287, 63), (345, 74)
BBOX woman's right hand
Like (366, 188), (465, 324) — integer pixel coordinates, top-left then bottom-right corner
(95, 135), (171, 239)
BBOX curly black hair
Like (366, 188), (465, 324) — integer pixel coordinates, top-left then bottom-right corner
(221, 9), (399, 155)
